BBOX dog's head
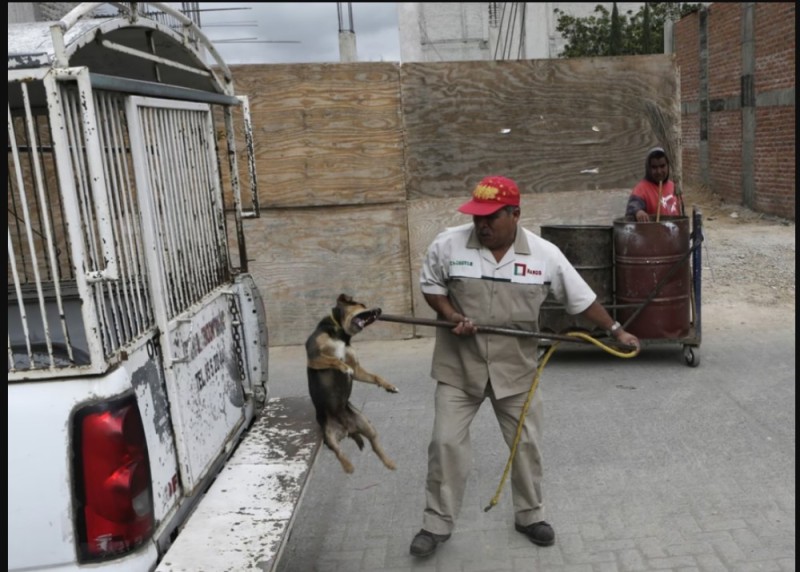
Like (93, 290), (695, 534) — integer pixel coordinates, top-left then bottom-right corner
(334, 293), (382, 336)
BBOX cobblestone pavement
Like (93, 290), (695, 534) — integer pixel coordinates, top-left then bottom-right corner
(269, 210), (795, 572)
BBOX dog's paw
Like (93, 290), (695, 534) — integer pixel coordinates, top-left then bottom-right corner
(375, 376), (398, 393)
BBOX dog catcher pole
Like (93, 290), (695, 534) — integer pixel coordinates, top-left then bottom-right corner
(377, 314), (635, 350)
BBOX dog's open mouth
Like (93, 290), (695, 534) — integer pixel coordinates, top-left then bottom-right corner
(352, 308), (381, 331)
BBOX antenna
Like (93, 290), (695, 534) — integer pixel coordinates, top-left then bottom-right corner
(180, 3), (301, 46)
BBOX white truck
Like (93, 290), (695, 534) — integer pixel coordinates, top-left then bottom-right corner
(8, 4), (317, 571)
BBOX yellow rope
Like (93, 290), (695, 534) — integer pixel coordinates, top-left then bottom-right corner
(483, 331), (639, 512)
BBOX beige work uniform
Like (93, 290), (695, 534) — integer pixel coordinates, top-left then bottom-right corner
(419, 223), (596, 534)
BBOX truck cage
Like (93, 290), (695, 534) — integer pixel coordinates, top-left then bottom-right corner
(8, 2), (260, 380)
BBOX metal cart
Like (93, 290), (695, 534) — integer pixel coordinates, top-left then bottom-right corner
(539, 208), (704, 366)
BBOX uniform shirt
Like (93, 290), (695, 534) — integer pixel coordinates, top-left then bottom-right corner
(420, 223), (596, 399)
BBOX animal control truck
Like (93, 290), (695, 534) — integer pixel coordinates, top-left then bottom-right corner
(8, 4), (316, 571)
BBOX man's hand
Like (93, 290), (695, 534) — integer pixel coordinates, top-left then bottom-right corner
(614, 329), (640, 353)
(449, 312), (477, 336)
(635, 210), (650, 222)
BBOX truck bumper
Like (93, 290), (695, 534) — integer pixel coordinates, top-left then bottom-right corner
(156, 396), (320, 572)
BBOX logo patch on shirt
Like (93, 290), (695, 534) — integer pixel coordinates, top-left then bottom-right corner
(450, 260), (474, 267)
(514, 263), (541, 276)
(512, 262), (545, 284)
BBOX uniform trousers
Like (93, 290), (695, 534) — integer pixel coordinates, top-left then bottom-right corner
(421, 379), (545, 535)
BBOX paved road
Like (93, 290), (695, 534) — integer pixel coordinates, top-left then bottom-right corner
(268, 303), (795, 571)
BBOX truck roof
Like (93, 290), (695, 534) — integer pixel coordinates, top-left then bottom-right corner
(8, 2), (232, 98)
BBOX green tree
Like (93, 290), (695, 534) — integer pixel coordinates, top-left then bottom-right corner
(642, 3), (652, 53)
(554, 2), (701, 58)
(609, 3), (623, 55)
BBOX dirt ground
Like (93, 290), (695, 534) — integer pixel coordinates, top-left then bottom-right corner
(679, 184), (795, 324)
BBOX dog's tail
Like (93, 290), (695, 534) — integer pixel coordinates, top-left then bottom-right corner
(350, 433), (365, 450)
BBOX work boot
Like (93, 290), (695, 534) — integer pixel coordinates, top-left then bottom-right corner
(515, 521), (555, 546)
(409, 529), (451, 557)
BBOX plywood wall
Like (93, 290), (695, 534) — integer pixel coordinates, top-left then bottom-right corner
(231, 63), (406, 208)
(228, 56), (681, 346)
(401, 56), (681, 200)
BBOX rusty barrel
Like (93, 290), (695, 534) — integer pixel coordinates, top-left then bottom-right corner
(539, 225), (613, 334)
(613, 216), (691, 339)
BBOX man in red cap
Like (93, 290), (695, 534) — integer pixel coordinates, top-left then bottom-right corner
(410, 175), (639, 557)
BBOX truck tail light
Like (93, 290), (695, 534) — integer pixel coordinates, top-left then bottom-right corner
(72, 394), (154, 561)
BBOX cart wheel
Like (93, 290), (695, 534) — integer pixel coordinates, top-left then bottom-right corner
(683, 345), (700, 367)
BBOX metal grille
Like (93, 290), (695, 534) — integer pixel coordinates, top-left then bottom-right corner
(91, 90), (157, 349)
(8, 77), (82, 371)
(132, 99), (230, 320)
(9, 70), (238, 376)
(8, 73), (158, 375)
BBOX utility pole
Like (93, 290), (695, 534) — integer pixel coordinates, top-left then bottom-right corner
(337, 2), (358, 62)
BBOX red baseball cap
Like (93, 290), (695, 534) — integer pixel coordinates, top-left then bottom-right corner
(457, 175), (520, 216)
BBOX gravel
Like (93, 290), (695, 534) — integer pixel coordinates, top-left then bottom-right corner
(685, 186), (795, 308)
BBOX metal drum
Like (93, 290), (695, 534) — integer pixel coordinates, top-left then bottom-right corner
(613, 216), (691, 339)
(539, 225), (614, 334)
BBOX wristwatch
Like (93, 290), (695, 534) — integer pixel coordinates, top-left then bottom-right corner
(607, 321), (623, 337)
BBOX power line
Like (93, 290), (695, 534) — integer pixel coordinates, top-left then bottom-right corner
(337, 2), (354, 33)
(493, 2), (525, 60)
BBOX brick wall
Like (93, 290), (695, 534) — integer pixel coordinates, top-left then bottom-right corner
(675, 11), (701, 187)
(754, 3), (796, 93)
(755, 106), (795, 215)
(675, 2), (795, 220)
(707, 4), (742, 100)
(706, 4), (742, 205)
(753, 3), (795, 218)
(709, 111), (741, 201)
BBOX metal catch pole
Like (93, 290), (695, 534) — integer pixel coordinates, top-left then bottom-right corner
(377, 313), (633, 349)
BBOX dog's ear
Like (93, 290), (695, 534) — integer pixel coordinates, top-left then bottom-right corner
(337, 293), (353, 304)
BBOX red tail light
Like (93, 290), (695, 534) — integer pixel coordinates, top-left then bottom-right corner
(73, 394), (154, 562)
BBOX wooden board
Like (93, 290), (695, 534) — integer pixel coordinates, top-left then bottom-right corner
(244, 202), (413, 346)
(231, 63), (405, 208)
(400, 56), (681, 199)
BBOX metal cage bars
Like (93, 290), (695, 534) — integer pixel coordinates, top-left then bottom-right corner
(8, 68), (247, 377)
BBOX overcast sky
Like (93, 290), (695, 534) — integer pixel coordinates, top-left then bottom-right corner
(191, 2), (401, 64)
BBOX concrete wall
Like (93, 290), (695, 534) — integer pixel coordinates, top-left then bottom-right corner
(398, 2), (646, 62)
(228, 55), (681, 346)
(675, 3), (795, 220)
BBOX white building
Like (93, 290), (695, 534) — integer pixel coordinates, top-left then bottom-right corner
(397, 2), (647, 62)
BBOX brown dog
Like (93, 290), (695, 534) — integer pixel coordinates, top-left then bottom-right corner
(306, 294), (399, 474)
